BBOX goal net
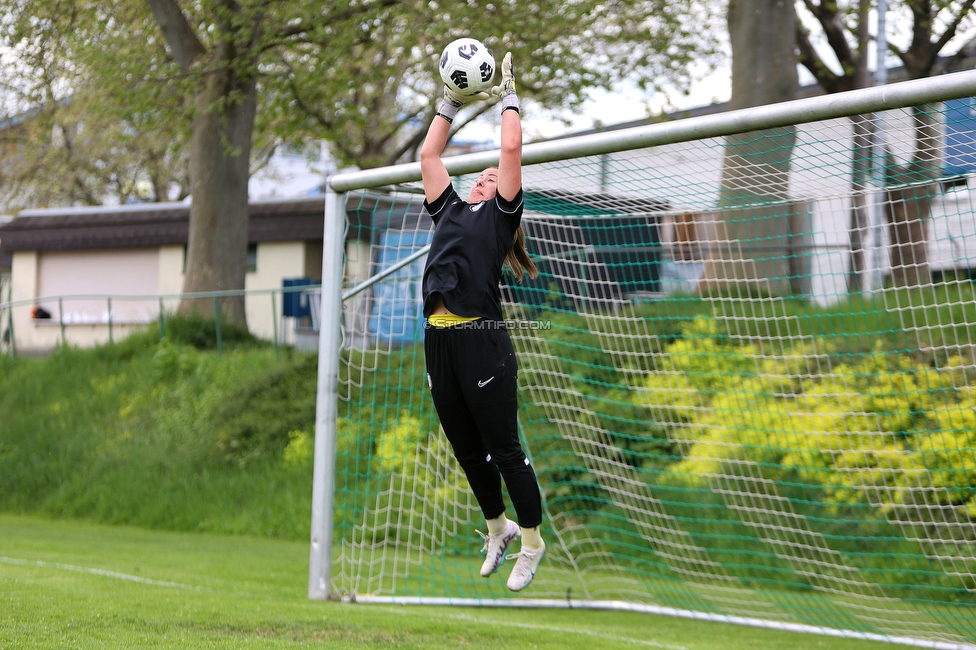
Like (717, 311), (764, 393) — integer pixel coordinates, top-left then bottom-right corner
(313, 72), (976, 648)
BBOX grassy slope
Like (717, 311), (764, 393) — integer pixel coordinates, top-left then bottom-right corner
(0, 323), (318, 539)
(0, 513), (899, 650)
(4, 287), (974, 538)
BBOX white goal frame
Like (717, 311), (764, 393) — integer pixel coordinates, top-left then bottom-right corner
(310, 69), (976, 650)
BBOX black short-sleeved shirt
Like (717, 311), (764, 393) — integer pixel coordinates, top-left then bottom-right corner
(422, 184), (524, 320)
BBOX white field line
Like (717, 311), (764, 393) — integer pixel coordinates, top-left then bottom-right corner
(0, 556), (207, 591)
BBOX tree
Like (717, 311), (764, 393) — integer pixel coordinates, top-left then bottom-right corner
(0, 3), (190, 212)
(797, 0), (976, 288)
(143, 0), (271, 326)
(4, 0), (719, 329)
(700, 0), (800, 293)
(261, 1), (721, 170)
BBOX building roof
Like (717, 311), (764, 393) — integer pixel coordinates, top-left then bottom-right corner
(0, 184), (669, 264)
(1, 202), (194, 254)
(0, 191), (428, 258)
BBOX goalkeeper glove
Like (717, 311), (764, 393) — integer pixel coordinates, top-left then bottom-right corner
(490, 52), (519, 114)
(437, 86), (488, 123)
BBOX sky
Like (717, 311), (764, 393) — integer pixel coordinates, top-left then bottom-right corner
(468, 61), (734, 146)
(469, 44), (865, 147)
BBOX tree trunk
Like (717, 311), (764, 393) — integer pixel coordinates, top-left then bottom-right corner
(846, 0), (873, 294)
(885, 182), (934, 286)
(882, 105), (938, 287)
(847, 113), (873, 293)
(179, 63), (259, 327)
(700, 0), (798, 294)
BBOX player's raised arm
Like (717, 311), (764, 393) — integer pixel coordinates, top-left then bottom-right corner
(419, 92), (453, 204)
(421, 86), (489, 204)
(491, 52), (522, 203)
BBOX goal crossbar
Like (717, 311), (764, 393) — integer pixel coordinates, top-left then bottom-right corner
(328, 69), (976, 192)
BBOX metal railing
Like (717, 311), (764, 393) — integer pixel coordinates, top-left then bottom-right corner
(0, 284), (322, 358)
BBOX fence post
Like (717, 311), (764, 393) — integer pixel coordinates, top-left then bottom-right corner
(213, 296), (223, 355)
(58, 297), (65, 347)
(159, 298), (165, 341)
(309, 185), (345, 601)
(6, 300), (15, 359)
(107, 296), (113, 344)
(271, 291), (279, 358)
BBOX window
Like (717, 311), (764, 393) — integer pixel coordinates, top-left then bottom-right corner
(247, 243), (258, 273)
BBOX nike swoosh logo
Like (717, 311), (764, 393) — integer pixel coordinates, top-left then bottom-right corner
(469, 202), (485, 212)
(478, 377), (494, 388)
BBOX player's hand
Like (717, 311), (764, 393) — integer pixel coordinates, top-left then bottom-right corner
(443, 85), (489, 108)
(490, 52), (516, 98)
(438, 84), (489, 122)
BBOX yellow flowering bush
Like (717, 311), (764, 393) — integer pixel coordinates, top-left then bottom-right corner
(281, 429), (313, 468)
(641, 318), (976, 520)
(365, 411), (476, 545)
(279, 420), (357, 471)
(372, 412), (427, 475)
(901, 386), (976, 517)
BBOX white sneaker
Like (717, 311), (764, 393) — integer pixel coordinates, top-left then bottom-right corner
(506, 541), (546, 591)
(478, 520), (520, 577)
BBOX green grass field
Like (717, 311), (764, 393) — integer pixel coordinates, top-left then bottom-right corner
(0, 513), (906, 649)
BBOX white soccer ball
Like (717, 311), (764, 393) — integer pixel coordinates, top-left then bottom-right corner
(439, 38), (495, 97)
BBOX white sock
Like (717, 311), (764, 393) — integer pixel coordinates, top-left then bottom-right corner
(486, 514), (508, 535)
(520, 526), (543, 550)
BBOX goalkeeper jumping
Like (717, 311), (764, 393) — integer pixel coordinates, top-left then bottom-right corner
(419, 51), (545, 591)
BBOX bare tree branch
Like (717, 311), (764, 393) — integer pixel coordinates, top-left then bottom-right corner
(144, 0), (206, 71)
(796, 22), (845, 92)
(932, 0), (976, 63)
(808, 0), (856, 72)
(261, 0), (401, 52)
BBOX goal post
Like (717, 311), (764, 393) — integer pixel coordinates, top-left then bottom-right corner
(312, 70), (976, 648)
(308, 186), (346, 600)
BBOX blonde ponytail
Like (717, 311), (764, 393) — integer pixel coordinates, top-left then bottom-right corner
(504, 225), (538, 282)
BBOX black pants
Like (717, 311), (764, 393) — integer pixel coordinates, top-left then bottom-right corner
(424, 322), (542, 528)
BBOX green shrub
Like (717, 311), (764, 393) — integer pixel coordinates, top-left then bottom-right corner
(162, 312), (264, 350)
(212, 353), (318, 464)
(358, 411), (477, 549)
